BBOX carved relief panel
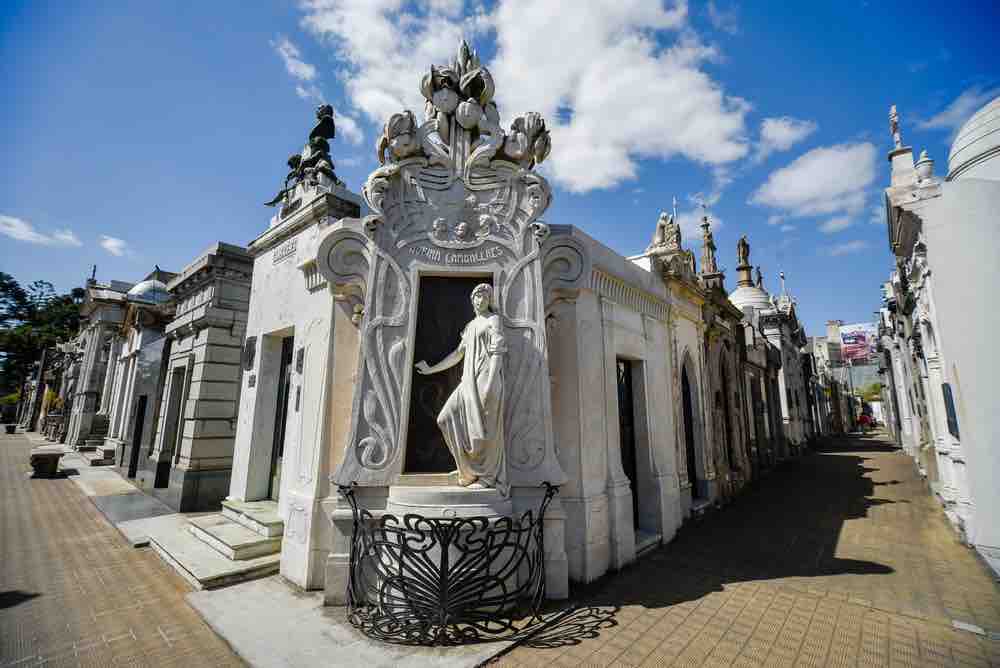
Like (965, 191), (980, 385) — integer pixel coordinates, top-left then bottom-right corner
(315, 41), (574, 490)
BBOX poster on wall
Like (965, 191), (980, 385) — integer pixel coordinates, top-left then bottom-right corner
(840, 322), (878, 362)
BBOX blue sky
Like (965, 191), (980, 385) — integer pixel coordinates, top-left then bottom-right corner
(2, 1), (996, 336)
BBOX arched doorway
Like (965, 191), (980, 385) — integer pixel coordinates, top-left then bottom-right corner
(681, 362), (702, 500)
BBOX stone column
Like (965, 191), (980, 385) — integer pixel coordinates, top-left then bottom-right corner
(548, 291), (611, 583)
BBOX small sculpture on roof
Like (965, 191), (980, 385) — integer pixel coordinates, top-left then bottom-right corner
(266, 104), (343, 208)
(737, 235), (750, 267)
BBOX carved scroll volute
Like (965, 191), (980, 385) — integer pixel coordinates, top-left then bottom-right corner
(315, 226), (372, 304)
(541, 231), (591, 308)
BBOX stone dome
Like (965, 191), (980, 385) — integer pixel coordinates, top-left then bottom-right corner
(947, 96), (1000, 180)
(126, 279), (170, 305)
(728, 285), (772, 313)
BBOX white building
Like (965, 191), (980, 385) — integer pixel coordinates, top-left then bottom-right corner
(881, 98), (1000, 575)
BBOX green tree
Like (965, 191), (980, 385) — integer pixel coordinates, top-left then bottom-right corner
(860, 381), (883, 402)
(0, 272), (82, 395)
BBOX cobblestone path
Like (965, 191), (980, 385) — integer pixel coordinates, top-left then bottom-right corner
(495, 432), (1000, 667)
(0, 432), (244, 667)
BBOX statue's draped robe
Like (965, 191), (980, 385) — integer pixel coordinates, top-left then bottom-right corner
(437, 313), (508, 494)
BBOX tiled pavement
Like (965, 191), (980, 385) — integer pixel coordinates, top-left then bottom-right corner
(0, 432), (244, 667)
(493, 433), (1000, 667)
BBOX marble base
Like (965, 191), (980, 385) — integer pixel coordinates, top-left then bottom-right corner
(386, 485), (513, 518)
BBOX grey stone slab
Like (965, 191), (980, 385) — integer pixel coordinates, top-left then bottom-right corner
(187, 575), (510, 667)
(92, 491), (175, 526)
(116, 511), (190, 547)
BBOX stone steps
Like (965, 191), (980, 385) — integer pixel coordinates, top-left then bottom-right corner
(221, 499), (284, 537)
(82, 450), (114, 466)
(148, 525), (280, 590)
(189, 515), (281, 561)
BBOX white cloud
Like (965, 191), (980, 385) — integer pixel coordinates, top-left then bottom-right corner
(750, 142), (877, 217)
(916, 85), (1000, 134)
(273, 36), (317, 82)
(779, 224), (795, 233)
(295, 83), (324, 102)
(0, 215), (81, 247)
(707, 1), (739, 35)
(272, 34), (364, 145)
(99, 235), (128, 257)
(766, 214), (784, 226)
(829, 240), (869, 256)
(299, 0), (751, 193)
(755, 116), (817, 162)
(869, 202), (884, 226)
(819, 217), (854, 234)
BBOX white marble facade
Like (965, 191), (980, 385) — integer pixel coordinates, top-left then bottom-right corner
(880, 98), (1000, 574)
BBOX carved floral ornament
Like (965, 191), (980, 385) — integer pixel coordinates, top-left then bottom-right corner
(316, 39), (579, 488)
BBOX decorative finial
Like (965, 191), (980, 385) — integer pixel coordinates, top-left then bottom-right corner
(889, 105), (903, 149)
(672, 196), (677, 220)
(699, 209), (718, 275)
(779, 271), (786, 295)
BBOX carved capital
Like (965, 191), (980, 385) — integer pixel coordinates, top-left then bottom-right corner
(315, 227), (372, 303)
(541, 232), (590, 307)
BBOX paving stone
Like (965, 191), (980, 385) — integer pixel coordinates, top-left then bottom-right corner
(0, 432), (243, 667)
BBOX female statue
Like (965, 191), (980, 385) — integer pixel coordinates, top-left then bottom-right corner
(415, 283), (508, 494)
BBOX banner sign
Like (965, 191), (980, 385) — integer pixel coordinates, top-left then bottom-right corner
(840, 322), (878, 362)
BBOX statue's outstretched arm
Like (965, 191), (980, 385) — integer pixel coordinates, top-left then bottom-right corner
(415, 344), (464, 375)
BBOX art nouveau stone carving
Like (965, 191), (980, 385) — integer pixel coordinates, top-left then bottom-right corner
(317, 40), (565, 489)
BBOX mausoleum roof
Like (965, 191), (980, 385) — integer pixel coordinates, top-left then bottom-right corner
(728, 285), (771, 312)
(126, 279), (170, 305)
(948, 95), (1000, 179)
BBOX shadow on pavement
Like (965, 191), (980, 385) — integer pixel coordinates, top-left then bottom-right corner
(523, 434), (904, 647)
(0, 590), (41, 610)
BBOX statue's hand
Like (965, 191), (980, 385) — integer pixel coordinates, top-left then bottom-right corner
(414, 361), (431, 375)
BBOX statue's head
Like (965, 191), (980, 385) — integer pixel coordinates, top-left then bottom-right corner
(316, 104), (334, 120)
(470, 283), (493, 314)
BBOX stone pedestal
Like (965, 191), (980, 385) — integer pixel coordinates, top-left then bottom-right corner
(386, 485), (513, 518)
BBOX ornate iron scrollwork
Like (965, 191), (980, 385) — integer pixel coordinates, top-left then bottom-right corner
(339, 483), (558, 645)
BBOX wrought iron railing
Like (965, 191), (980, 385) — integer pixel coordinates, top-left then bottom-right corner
(338, 482), (558, 645)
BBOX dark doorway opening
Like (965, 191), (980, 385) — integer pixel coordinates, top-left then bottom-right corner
(404, 275), (490, 474)
(128, 395), (147, 478)
(721, 361), (735, 470)
(156, 367), (187, 488)
(269, 336), (295, 501)
(682, 365), (702, 499)
(617, 359), (639, 529)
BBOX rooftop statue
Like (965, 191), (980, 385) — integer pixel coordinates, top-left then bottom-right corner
(889, 104), (903, 149)
(265, 104), (343, 208)
(648, 211), (682, 254)
(737, 235), (750, 267)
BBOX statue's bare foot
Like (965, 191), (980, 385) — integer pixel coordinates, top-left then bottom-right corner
(466, 481), (487, 490)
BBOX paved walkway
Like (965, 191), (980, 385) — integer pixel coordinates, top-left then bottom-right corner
(0, 432), (244, 667)
(494, 432), (1000, 667)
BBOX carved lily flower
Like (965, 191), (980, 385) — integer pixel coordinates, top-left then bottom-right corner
(377, 110), (418, 164)
(455, 98), (483, 130)
(459, 67), (495, 106)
